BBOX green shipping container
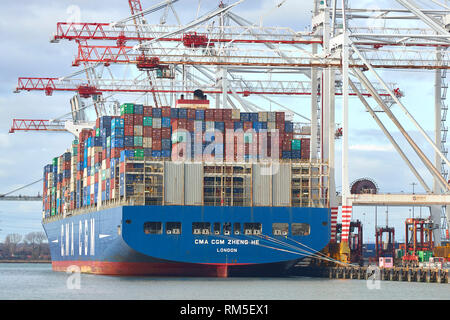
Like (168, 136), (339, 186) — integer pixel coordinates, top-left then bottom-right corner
(52, 157), (58, 167)
(135, 149), (144, 159)
(106, 136), (111, 148)
(291, 139), (301, 150)
(121, 103), (134, 115)
(96, 128), (100, 137)
(244, 132), (253, 143)
(134, 136), (143, 147)
(143, 117), (153, 127)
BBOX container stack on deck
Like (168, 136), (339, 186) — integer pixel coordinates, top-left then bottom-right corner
(42, 102), (313, 218)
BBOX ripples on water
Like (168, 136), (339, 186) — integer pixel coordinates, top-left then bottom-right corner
(0, 263), (448, 300)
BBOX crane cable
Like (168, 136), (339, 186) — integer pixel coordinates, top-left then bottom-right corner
(252, 233), (357, 267)
(0, 179), (43, 197)
(217, 232), (356, 267)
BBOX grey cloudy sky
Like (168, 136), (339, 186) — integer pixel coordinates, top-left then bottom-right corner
(0, 0), (446, 242)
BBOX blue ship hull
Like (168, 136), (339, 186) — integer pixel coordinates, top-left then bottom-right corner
(43, 205), (330, 277)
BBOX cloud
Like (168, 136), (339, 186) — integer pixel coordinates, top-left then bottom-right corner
(0, 134), (12, 148)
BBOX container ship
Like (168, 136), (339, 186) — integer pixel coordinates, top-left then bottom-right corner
(42, 96), (330, 277)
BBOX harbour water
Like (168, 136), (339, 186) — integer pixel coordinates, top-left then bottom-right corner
(0, 263), (448, 300)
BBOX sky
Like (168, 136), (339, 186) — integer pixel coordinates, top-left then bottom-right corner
(0, 0), (448, 243)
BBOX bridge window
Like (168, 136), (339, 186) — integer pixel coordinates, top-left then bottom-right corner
(223, 222), (231, 235)
(144, 222), (162, 235)
(192, 222), (211, 235)
(244, 223), (262, 235)
(273, 223), (289, 236)
(292, 223), (310, 236)
(213, 222), (221, 235)
(166, 222), (181, 235)
(233, 222), (241, 235)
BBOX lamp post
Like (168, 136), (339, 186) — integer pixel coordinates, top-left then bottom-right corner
(411, 182), (417, 219)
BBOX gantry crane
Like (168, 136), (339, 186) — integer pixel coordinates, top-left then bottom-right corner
(8, 0), (450, 254)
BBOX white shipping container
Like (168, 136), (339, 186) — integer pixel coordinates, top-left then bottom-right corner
(252, 163), (272, 206)
(164, 162), (184, 205)
(184, 163), (203, 205)
(153, 118), (162, 128)
(232, 109), (241, 120)
(272, 164), (291, 206)
(134, 125), (143, 136)
(258, 112), (268, 122)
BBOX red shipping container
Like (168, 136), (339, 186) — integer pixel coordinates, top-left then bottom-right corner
(111, 148), (122, 159)
(96, 118), (101, 129)
(282, 140), (291, 151)
(63, 161), (71, 170)
(153, 128), (162, 139)
(282, 132), (293, 141)
(124, 125), (134, 136)
(186, 120), (195, 132)
(172, 119), (187, 130)
(95, 152), (102, 164)
(224, 121), (234, 130)
(243, 121), (253, 131)
(276, 121), (285, 132)
(187, 108), (196, 119)
(162, 106), (171, 117)
(95, 173), (99, 183)
(87, 176), (91, 186)
(152, 139), (162, 150)
(133, 114), (143, 125)
(143, 106), (152, 116)
(161, 128), (171, 139)
(143, 127), (153, 137)
(223, 109), (232, 121)
(301, 138), (310, 146)
(102, 180), (106, 190)
(119, 162), (125, 174)
(214, 109), (223, 121)
(123, 114), (134, 126)
(275, 112), (285, 122)
(205, 109), (214, 121)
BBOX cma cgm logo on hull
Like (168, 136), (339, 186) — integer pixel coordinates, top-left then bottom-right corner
(60, 218), (95, 257)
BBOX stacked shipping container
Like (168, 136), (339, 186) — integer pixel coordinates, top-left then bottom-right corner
(42, 103), (311, 218)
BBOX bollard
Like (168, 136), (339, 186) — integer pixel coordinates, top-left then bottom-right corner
(417, 269), (422, 282)
(407, 269), (412, 282)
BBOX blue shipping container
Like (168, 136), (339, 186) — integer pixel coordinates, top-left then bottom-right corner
(195, 110), (205, 120)
(162, 117), (171, 128)
(152, 108), (162, 118)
